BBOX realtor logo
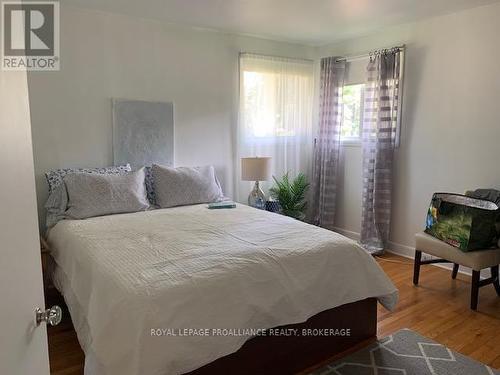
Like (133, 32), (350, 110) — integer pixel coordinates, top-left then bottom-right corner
(2, 1), (59, 70)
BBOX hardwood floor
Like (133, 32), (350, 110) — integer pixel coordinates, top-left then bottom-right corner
(376, 253), (500, 368)
(47, 253), (500, 374)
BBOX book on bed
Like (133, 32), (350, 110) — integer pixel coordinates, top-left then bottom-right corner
(208, 201), (236, 209)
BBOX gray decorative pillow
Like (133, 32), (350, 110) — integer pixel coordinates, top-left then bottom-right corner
(64, 168), (149, 219)
(45, 164), (132, 194)
(152, 164), (223, 208)
(44, 164), (132, 228)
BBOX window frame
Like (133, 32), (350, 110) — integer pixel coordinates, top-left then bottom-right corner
(340, 83), (365, 147)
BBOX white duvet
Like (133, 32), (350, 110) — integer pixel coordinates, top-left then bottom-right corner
(48, 204), (398, 375)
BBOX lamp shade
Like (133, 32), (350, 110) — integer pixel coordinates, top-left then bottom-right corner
(241, 157), (271, 181)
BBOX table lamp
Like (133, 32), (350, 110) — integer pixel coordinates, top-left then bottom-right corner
(241, 157), (271, 208)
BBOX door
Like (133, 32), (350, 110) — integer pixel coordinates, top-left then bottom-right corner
(0, 67), (50, 373)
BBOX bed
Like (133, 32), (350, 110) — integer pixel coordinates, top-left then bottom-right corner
(48, 203), (398, 375)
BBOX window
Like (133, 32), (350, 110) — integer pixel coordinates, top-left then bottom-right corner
(341, 84), (365, 143)
(237, 53), (314, 202)
(239, 54), (314, 142)
(242, 71), (299, 138)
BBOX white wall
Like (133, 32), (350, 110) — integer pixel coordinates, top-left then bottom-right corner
(28, 2), (500, 248)
(28, 5), (315, 228)
(318, 2), (500, 257)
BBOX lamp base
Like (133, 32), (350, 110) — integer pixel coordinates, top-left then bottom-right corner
(248, 181), (266, 209)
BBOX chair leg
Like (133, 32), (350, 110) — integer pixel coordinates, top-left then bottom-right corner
(413, 250), (422, 285)
(491, 265), (500, 297)
(452, 263), (459, 279)
(471, 270), (480, 310)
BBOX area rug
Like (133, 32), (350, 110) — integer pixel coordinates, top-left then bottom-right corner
(310, 328), (498, 375)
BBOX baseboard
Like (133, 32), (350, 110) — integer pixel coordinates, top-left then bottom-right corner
(386, 240), (415, 259)
(332, 227), (360, 241)
(332, 227), (490, 279)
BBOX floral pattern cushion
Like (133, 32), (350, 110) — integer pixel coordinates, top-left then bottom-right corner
(144, 166), (156, 206)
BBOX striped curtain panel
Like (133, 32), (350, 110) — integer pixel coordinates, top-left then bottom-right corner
(360, 49), (403, 253)
(310, 57), (346, 229)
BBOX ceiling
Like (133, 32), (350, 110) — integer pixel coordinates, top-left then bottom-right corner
(63, 0), (500, 46)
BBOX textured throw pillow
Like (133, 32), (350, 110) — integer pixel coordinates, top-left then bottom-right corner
(44, 164), (132, 228)
(45, 164), (131, 194)
(144, 166), (156, 206)
(64, 168), (149, 219)
(152, 164), (223, 208)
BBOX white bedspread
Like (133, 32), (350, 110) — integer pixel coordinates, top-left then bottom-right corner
(48, 204), (397, 375)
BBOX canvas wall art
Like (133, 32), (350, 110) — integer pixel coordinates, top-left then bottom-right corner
(112, 99), (174, 169)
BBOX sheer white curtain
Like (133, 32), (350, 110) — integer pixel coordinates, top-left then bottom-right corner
(236, 53), (314, 202)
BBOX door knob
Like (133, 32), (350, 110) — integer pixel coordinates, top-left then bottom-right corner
(35, 305), (62, 326)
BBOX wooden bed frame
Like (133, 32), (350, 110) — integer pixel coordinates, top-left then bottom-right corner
(186, 298), (377, 375)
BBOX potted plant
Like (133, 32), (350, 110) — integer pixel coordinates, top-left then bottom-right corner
(269, 172), (310, 221)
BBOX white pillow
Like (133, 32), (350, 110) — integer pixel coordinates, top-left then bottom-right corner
(44, 164), (132, 228)
(152, 164), (223, 208)
(64, 168), (149, 219)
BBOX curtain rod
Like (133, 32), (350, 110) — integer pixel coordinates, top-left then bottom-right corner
(239, 52), (314, 63)
(335, 45), (405, 63)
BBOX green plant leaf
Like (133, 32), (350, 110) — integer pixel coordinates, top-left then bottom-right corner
(269, 172), (310, 221)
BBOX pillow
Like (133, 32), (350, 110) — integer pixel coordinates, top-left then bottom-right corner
(44, 164), (132, 228)
(64, 168), (149, 219)
(144, 166), (156, 206)
(45, 183), (69, 228)
(45, 164), (131, 194)
(152, 164), (223, 208)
